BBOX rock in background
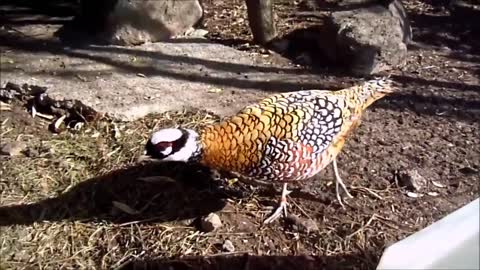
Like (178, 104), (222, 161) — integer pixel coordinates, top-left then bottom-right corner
(322, 0), (411, 76)
(272, 0), (411, 76)
(72, 0), (203, 45)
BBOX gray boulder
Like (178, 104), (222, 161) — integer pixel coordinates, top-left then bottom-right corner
(77, 0), (203, 45)
(319, 0), (411, 75)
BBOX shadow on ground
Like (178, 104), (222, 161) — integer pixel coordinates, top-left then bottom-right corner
(0, 156), (335, 227)
(1, 0), (479, 124)
(119, 252), (380, 270)
(0, 161), (233, 226)
(2, 29), (480, 124)
(0, 30), (342, 92)
(406, 0), (480, 64)
(409, 12), (479, 54)
(0, 0), (77, 25)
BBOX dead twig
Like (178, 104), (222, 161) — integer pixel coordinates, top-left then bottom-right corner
(351, 186), (384, 200)
(288, 198), (314, 221)
(347, 214), (377, 239)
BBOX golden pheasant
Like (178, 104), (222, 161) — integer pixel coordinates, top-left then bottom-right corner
(143, 78), (397, 223)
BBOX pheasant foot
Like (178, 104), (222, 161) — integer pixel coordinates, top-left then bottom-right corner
(333, 158), (354, 209)
(264, 183), (292, 224)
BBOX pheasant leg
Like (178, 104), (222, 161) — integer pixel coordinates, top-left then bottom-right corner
(332, 158), (354, 209)
(263, 183), (292, 224)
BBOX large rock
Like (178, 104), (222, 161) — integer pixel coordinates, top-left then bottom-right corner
(318, 0), (410, 75)
(76, 0), (203, 45)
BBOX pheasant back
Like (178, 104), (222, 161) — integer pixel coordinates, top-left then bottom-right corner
(199, 78), (394, 182)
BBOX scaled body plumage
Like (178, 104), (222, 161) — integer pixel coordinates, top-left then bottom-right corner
(144, 78), (397, 223)
(200, 78), (393, 180)
(200, 90), (343, 180)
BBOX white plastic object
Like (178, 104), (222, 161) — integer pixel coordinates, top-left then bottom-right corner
(377, 198), (480, 270)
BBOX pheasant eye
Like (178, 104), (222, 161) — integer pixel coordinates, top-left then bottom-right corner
(156, 141), (172, 151)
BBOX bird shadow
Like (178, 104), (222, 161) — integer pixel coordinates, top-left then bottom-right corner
(0, 161), (238, 227)
(0, 159), (333, 228)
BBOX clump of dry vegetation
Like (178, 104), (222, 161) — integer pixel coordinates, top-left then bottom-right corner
(1, 103), (231, 269)
(1, 90), (478, 269)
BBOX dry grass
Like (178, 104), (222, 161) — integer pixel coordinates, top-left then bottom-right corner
(0, 102), (416, 270)
(0, 105), (229, 269)
(2, 100), (475, 270)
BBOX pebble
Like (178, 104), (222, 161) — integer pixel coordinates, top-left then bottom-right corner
(25, 147), (39, 157)
(222, 239), (235, 252)
(177, 218), (195, 226)
(399, 169), (427, 191)
(286, 214), (319, 234)
(431, 180), (446, 188)
(200, 213), (222, 232)
(188, 29), (209, 38)
(407, 191), (422, 198)
(0, 141), (27, 156)
(459, 167), (478, 175)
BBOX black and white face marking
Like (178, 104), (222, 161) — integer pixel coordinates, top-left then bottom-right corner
(145, 128), (199, 162)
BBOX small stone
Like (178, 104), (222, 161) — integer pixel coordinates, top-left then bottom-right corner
(459, 167), (478, 175)
(286, 214), (319, 234)
(25, 147), (40, 157)
(222, 239), (235, 252)
(406, 191), (421, 198)
(186, 28), (209, 38)
(1, 141), (27, 156)
(0, 100), (11, 111)
(431, 180), (446, 188)
(399, 169), (427, 191)
(13, 251), (30, 262)
(200, 213), (222, 232)
(236, 217), (256, 233)
(178, 218), (195, 226)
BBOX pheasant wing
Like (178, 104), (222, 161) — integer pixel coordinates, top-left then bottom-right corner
(200, 91), (345, 180)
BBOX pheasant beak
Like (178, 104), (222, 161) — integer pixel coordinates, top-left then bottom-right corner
(137, 150), (155, 163)
(378, 87), (396, 95)
(378, 79), (400, 95)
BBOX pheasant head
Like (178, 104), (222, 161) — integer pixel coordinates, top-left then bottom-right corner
(355, 77), (397, 109)
(336, 77), (398, 114)
(143, 128), (202, 162)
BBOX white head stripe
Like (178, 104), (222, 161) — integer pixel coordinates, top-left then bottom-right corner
(151, 128), (183, 144)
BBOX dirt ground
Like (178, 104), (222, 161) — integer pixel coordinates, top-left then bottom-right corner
(1, 0), (479, 269)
